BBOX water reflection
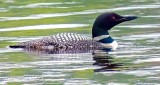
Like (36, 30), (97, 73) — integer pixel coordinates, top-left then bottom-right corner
(24, 48), (125, 72)
(1, 47), (159, 84)
(93, 50), (124, 72)
(0, 48), (132, 84)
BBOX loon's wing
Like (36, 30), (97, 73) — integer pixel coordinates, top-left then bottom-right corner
(19, 33), (93, 49)
(48, 33), (92, 43)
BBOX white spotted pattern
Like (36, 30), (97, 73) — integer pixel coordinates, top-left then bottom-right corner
(20, 33), (95, 48)
(19, 33), (117, 50)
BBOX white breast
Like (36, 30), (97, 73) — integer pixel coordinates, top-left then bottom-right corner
(100, 40), (118, 50)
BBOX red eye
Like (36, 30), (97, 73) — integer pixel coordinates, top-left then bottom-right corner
(112, 16), (116, 20)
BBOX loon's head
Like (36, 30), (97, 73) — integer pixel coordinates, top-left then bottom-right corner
(92, 12), (137, 50)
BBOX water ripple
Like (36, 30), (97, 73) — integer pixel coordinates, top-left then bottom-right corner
(3, 0), (14, 3)
(0, 8), (8, 12)
(0, 36), (43, 42)
(9, 2), (79, 8)
(142, 15), (160, 18)
(124, 70), (157, 76)
(120, 33), (160, 40)
(0, 63), (33, 70)
(0, 11), (95, 21)
(118, 24), (160, 28)
(0, 4), (159, 21)
(134, 57), (160, 63)
(0, 24), (89, 32)
(0, 48), (22, 53)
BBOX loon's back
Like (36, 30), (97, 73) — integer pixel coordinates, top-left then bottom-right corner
(11, 33), (101, 50)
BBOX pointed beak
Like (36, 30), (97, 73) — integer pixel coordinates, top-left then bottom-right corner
(119, 16), (138, 22)
(124, 16), (138, 21)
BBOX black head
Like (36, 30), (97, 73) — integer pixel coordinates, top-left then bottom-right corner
(92, 12), (137, 37)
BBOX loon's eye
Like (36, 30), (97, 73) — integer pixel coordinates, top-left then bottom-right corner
(112, 16), (116, 20)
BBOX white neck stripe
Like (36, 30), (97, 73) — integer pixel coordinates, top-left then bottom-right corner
(93, 35), (110, 41)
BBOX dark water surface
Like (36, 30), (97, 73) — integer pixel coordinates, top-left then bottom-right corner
(0, 0), (160, 85)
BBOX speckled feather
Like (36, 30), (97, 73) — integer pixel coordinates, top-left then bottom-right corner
(20, 33), (102, 50)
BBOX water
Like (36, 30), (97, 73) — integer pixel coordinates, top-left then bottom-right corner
(0, 0), (160, 85)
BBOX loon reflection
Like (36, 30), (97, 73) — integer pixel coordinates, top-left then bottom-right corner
(24, 48), (126, 72)
(93, 50), (124, 72)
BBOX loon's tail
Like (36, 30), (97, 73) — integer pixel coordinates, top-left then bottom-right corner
(9, 45), (25, 48)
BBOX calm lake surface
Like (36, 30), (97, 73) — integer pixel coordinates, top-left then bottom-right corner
(0, 0), (160, 85)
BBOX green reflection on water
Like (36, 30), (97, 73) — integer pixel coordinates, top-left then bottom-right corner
(0, 52), (33, 62)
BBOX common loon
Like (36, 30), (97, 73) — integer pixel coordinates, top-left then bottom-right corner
(10, 13), (137, 51)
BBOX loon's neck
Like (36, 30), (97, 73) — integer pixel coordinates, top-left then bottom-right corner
(92, 26), (109, 38)
(92, 26), (114, 43)
(92, 26), (118, 50)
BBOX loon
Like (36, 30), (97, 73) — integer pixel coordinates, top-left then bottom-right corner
(10, 13), (137, 51)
